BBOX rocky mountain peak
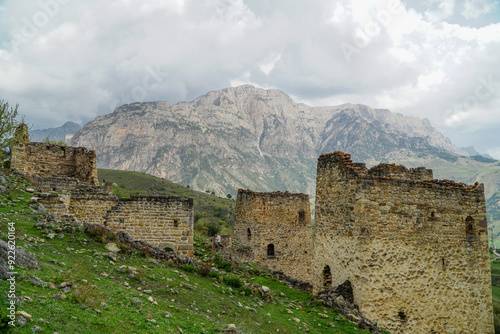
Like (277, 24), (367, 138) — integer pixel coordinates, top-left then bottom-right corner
(70, 85), (469, 196)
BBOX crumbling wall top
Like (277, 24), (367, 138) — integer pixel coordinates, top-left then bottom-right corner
(318, 151), (481, 191)
(237, 189), (309, 201)
(118, 194), (194, 206)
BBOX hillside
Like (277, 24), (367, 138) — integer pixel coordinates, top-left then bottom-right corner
(0, 171), (381, 334)
(69, 85), (500, 230)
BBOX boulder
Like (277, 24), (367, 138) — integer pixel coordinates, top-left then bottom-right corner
(105, 243), (120, 253)
(0, 240), (41, 278)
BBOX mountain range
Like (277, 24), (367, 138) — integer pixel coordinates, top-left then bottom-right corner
(30, 121), (82, 143)
(33, 85), (500, 231)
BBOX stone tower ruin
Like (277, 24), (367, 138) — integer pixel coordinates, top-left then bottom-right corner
(313, 151), (494, 333)
(233, 189), (313, 282)
(10, 137), (194, 257)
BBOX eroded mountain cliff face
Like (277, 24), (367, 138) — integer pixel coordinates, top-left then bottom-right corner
(70, 85), (473, 197)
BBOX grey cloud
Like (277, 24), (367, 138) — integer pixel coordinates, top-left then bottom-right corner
(0, 0), (498, 157)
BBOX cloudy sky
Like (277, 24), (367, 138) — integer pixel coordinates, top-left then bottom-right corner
(1, 0), (499, 157)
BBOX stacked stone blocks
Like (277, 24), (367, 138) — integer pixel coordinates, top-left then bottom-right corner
(233, 189), (313, 283)
(313, 151), (494, 333)
(11, 142), (98, 187)
(14, 140), (194, 257)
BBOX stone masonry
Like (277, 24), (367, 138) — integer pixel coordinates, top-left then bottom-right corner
(233, 189), (313, 282)
(36, 188), (195, 257)
(11, 142), (98, 188)
(103, 195), (194, 256)
(14, 138), (195, 257)
(313, 151), (494, 333)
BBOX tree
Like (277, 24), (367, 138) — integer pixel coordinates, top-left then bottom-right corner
(226, 193), (232, 199)
(0, 100), (27, 157)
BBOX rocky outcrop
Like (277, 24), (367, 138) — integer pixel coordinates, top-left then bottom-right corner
(0, 239), (41, 279)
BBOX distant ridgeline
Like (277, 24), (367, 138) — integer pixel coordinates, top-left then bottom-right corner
(10, 125), (494, 333)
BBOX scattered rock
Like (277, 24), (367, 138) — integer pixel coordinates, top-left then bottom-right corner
(105, 252), (116, 261)
(52, 293), (66, 300)
(29, 277), (47, 287)
(16, 311), (32, 326)
(0, 240), (41, 277)
(226, 324), (237, 332)
(26, 187), (35, 193)
(143, 289), (152, 294)
(47, 233), (56, 239)
(31, 325), (43, 332)
(132, 297), (142, 306)
(105, 243), (120, 253)
(165, 312), (172, 318)
(293, 318), (300, 323)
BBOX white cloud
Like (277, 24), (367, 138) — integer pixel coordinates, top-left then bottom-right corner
(462, 0), (497, 19)
(487, 147), (500, 160)
(424, 0), (456, 22)
(0, 0), (499, 155)
(259, 53), (282, 75)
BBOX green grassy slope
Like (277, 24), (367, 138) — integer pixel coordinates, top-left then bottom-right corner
(489, 255), (500, 332)
(0, 172), (377, 334)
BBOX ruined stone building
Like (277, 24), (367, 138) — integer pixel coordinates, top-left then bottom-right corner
(313, 152), (494, 333)
(233, 189), (313, 282)
(11, 141), (99, 189)
(11, 139), (194, 256)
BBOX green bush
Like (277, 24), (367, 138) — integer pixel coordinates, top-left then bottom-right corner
(223, 276), (242, 289)
(181, 264), (197, 273)
(214, 254), (232, 272)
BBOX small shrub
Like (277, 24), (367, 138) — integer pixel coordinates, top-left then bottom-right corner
(199, 263), (212, 277)
(214, 254), (232, 272)
(208, 271), (220, 279)
(223, 276), (242, 289)
(181, 264), (197, 273)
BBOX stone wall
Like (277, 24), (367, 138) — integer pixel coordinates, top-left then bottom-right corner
(11, 142), (98, 187)
(104, 195), (194, 256)
(233, 189), (313, 282)
(313, 151), (494, 333)
(35, 189), (194, 256)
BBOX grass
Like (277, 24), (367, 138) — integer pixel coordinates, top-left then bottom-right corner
(0, 171), (376, 333)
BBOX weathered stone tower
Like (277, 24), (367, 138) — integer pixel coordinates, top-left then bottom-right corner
(233, 189), (313, 282)
(313, 151), (494, 333)
(11, 141), (98, 188)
